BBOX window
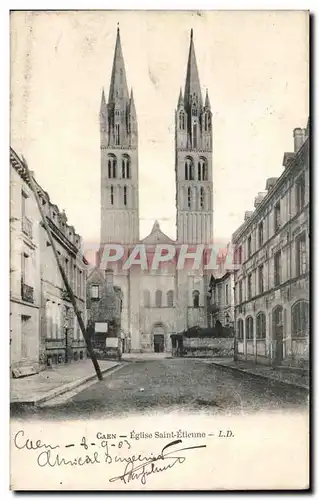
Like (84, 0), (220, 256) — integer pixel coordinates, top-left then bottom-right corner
(291, 301), (309, 337)
(167, 290), (174, 307)
(185, 158), (194, 180)
(274, 201), (281, 232)
(247, 235), (252, 258)
(187, 187), (192, 209)
(110, 186), (114, 205)
(258, 265), (264, 294)
(235, 246), (243, 266)
(192, 122), (197, 149)
(122, 156), (131, 179)
(21, 252), (28, 283)
(21, 190), (27, 217)
(296, 173), (305, 212)
(204, 113), (208, 132)
(225, 284), (229, 305)
(108, 155), (117, 178)
(256, 312), (266, 339)
(115, 124), (120, 145)
(193, 290), (200, 308)
(155, 290), (162, 308)
(237, 319), (244, 340)
(124, 186), (127, 206)
(246, 316), (254, 340)
(296, 232), (307, 276)
(258, 221), (264, 248)
(179, 112), (185, 130)
(274, 250), (281, 286)
(200, 187), (205, 209)
(239, 280), (243, 303)
(143, 290), (150, 307)
(198, 159), (207, 181)
(91, 285), (99, 299)
(247, 274), (252, 300)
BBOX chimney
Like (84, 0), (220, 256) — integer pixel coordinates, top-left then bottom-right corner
(293, 127), (305, 152)
(254, 191), (267, 208)
(244, 211), (253, 221)
(266, 177), (278, 191)
(105, 268), (114, 291)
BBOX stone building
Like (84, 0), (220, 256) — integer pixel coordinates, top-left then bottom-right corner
(232, 120), (309, 367)
(10, 148), (42, 374)
(208, 271), (235, 330)
(10, 147), (88, 372)
(97, 28), (214, 352)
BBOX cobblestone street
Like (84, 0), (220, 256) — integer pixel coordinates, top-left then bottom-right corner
(11, 358), (308, 421)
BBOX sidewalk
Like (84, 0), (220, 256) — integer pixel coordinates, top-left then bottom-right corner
(10, 359), (120, 406)
(208, 357), (309, 391)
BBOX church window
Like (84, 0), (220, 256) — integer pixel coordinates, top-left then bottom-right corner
(110, 186), (114, 205)
(185, 158), (194, 180)
(155, 290), (162, 308)
(167, 290), (174, 307)
(187, 187), (192, 209)
(124, 186), (127, 206)
(122, 155), (131, 179)
(115, 124), (120, 146)
(198, 158), (208, 181)
(179, 112), (185, 130)
(108, 155), (117, 178)
(204, 114), (208, 131)
(193, 290), (200, 308)
(143, 290), (150, 308)
(192, 122), (197, 149)
(200, 187), (205, 209)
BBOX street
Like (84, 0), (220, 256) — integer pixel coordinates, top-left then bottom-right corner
(11, 359), (308, 421)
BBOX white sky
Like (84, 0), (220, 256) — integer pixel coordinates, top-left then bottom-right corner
(10, 10), (309, 249)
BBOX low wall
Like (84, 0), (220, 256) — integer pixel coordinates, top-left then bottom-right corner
(174, 337), (234, 358)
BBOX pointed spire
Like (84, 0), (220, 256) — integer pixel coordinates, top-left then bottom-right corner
(108, 26), (129, 104)
(184, 29), (202, 109)
(152, 220), (160, 232)
(100, 88), (106, 112)
(129, 88), (136, 115)
(205, 89), (211, 109)
(177, 88), (184, 108)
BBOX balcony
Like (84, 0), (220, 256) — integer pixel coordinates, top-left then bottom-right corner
(22, 217), (33, 239)
(21, 280), (34, 303)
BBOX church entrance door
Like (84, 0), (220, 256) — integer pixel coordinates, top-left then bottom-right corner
(152, 324), (165, 353)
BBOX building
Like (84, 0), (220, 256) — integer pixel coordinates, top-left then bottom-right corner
(232, 120), (309, 367)
(97, 28), (214, 352)
(208, 271), (235, 330)
(10, 148), (88, 372)
(10, 148), (42, 375)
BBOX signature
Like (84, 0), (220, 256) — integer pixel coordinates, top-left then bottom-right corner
(109, 439), (206, 485)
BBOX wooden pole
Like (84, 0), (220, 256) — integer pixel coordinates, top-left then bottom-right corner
(23, 157), (103, 381)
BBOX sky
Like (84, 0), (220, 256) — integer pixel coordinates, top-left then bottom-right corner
(10, 10), (309, 249)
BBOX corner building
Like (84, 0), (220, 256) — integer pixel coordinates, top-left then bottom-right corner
(97, 28), (214, 352)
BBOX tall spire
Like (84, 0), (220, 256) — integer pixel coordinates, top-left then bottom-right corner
(129, 88), (136, 115)
(100, 88), (106, 112)
(184, 29), (202, 109)
(205, 89), (211, 109)
(108, 26), (129, 104)
(177, 88), (184, 108)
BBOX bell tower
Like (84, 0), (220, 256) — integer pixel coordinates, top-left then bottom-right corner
(100, 27), (139, 245)
(175, 29), (213, 244)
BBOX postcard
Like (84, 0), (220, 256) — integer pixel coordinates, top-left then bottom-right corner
(10, 10), (309, 490)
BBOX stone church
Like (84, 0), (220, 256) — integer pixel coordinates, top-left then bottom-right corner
(97, 28), (214, 353)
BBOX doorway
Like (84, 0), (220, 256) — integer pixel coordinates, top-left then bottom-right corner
(152, 323), (165, 353)
(272, 306), (284, 365)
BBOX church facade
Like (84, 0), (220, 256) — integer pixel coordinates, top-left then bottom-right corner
(98, 28), (214, 352)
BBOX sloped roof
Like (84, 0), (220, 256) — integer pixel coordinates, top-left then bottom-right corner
(141, 220), (175, 245)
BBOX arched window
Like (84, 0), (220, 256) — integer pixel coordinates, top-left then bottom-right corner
(193, 290), (200, 308)
(123, 186), (127, 206)
(256, 312), (266, 339)
(246, 316), (254, 340)
(108, 155), (117, 178)
(143, 290), (150, 308)
(200, 187), (205, 209)
(187, 187), (192, 209)
(122, 155), (131, 179)
(115, 124), (120, 146)
(291, 301), (309, 337)
(192, 121), (197, 149)
(185, 157), (194, 180)
(237, 319), (244, 340)
(204, 113), (208, 132)
(179, 112), (185, 130)
(198, 158), (208, 181)
(167, 290), (174, 308)
(110, 186), (114, 205)
(155, 290), (162, 308)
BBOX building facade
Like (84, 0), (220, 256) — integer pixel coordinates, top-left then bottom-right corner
(208, 271), (235, 330)
(10, 148), (88, 372)
(98, 28), (214, 352)
(232, 121), (309, 367)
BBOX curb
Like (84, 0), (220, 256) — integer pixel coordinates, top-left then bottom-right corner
(211, 362), (309, 392)
(10, 363), (121, 408)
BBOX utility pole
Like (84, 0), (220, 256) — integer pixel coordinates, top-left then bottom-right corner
(23, 157), (103, 381)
